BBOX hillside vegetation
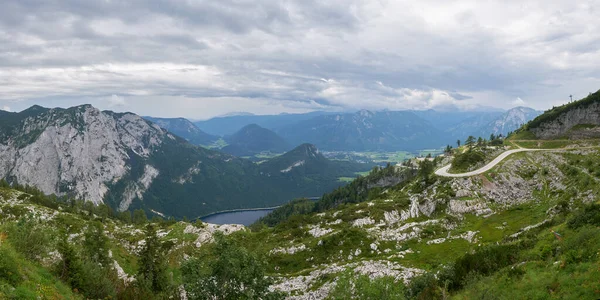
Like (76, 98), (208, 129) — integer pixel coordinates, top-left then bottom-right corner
(238, 145), (600, 299)
(0, 181), (285, 299)
(2, 144), (600, 299)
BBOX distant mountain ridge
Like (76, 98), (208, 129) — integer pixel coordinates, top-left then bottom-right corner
(194, 111), (334, 136)
(156, 107), (542, 153)
(472, 107), (542, 138)
(277, 110), (447, 151)
(143, 116), (218, 145)
(221, 124), (291, 157)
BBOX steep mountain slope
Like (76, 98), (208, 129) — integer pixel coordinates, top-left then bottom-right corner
(524, 90), (600, 139)
(277, 110), (446, 151)
(0, 105), (369, 218)
(195, 111), (332, 136)
(143, 116), (218, 145)
(221, 124), (291, 157)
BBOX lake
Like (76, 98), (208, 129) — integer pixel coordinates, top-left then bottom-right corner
(200, 208), (275, 226)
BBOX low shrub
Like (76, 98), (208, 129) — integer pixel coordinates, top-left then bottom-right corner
(567, 204), (600, 229)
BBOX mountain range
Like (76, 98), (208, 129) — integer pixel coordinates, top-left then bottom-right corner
(277, 110), (447, 151)
(158, 107), (542, 153)
(0, 105), (370, 218)
(194, 111), (333, 136)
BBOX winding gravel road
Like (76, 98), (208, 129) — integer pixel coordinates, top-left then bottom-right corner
(435, 148), (548, 178)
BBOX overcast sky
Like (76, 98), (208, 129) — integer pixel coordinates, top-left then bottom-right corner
(0, 0), (599, 119)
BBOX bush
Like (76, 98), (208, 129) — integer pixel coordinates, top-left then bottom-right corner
(328, 270), (407, 299)
(406, 272), (444, 299)
(5, 216), (52, 262)
(56, 230), (118, 299)
(567, 204), (600, 229)
(0, 245), (22, 286)
(562, 226), (600, 263)
(451, 150), (486, 173)
(449, 243), (522, 290)
(182, 232), (283, 300)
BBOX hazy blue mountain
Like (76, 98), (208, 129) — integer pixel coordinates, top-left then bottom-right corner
(192, 108), (541, 152)
(277, 110), (447, 151)
(194, 111), (334, 136)
(413, 107), (541, 141)
(143, 116), (218, 145)
(221, 124), (291, 157)
(411, 110), (503, 134)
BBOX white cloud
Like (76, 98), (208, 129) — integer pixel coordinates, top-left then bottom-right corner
(0, 0), (599, 117)
(512, 97), (526, 106)
(107, 95), (127, 107)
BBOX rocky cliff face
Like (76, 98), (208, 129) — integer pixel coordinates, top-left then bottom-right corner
(530, 101), (600, 139)
(0, 105), (168, 205)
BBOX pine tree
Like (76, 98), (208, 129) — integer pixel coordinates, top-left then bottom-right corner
(57, 231), (83, 289)
(133, 209), (148, 224)
(83, 221), (110, 266)
(465, 136), (476, 149)
(137, 224), (170, 293)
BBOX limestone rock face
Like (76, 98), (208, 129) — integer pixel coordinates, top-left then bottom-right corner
(531, 101), (600, 139)
(0, 105), (166, 205)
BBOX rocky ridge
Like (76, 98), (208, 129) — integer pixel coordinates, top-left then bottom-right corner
(0, 105), (167, 205)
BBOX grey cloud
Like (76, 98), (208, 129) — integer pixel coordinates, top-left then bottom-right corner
(0, 0), (599, 117)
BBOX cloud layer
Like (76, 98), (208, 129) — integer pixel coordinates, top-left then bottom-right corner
(1, 0), (599, 118)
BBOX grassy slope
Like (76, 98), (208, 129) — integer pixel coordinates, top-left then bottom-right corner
(0, 242), (79, 299)
(2, 143), (600, 298)
(0, 187), (211, 299)
(227, 145), (600, 298)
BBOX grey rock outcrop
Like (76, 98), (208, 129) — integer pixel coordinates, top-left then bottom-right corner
(531, 101), (600, 139)
(0, 105), (166, 205)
